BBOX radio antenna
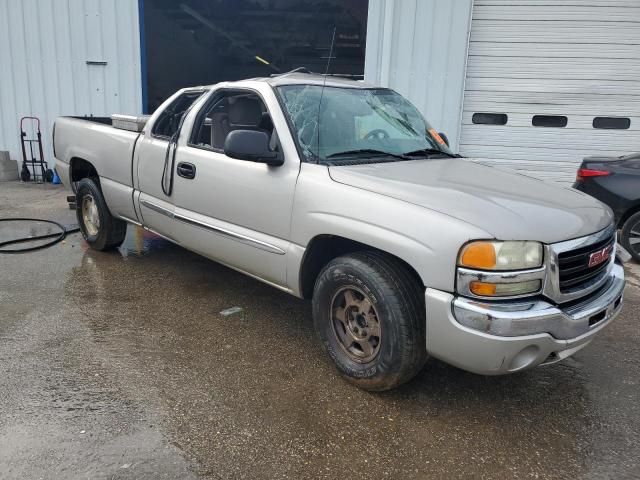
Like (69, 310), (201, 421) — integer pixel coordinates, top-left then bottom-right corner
(316, 26), (336, 164)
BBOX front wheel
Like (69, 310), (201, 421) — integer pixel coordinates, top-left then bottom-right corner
(75, 178), (126, 251)
(312, 251), (428, 391)
(621, 211), (640, 262)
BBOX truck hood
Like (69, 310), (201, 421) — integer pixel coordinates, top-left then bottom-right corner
(328, 158), (613, 244)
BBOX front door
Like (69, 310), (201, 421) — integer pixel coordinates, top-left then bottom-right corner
(170, 87), (300, 288)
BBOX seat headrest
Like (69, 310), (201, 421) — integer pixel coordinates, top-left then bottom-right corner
(229, 97), (262, 126)
(259, 112), (273, 131)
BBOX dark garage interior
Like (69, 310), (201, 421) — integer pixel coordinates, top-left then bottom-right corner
(141, 0), (369, 113)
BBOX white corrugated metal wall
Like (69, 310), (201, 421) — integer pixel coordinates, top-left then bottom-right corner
(459, 0), (640, 183)
(364, 0), (474, 151)
(0, 0), (142, 172)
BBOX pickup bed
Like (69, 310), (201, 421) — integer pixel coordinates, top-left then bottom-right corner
(54, 72), (625, 390)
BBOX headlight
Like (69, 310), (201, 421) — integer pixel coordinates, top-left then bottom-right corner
(458, 241), (543, 271)
(457, 241), (545, 298)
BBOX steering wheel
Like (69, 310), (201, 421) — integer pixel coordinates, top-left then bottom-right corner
(364, 129), (390, 140)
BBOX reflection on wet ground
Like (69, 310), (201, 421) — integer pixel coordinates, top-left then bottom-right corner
(118, 226), (171, 258)
(1, 183), (639, 479)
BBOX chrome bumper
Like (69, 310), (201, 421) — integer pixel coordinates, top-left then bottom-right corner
(425, 262), (625, 375)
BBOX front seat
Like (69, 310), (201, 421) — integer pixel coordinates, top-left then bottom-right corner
(228, 96), (265, 130)
(226, 96), (275, 150)
(211, 109), (230, 150)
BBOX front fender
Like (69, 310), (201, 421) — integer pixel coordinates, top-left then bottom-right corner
(289, 164), (491, 293)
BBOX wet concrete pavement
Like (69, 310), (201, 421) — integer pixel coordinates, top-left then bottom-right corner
(1, 182), (639, 479)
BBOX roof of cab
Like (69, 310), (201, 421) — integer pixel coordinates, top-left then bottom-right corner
(240, 72), (378, 89)
(265, 72), (376, 89)
(199, 71), (380, 91)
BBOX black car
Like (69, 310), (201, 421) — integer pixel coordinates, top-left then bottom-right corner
(574, 152), (640, 262)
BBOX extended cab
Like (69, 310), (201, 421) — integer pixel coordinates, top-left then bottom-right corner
(53, 73), (626, 390)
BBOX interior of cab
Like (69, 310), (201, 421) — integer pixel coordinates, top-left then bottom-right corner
(192, 92), (278, 152)
(151, 90), (205, 139)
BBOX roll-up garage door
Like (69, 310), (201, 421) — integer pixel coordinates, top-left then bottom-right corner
(459, 0), (640, 184)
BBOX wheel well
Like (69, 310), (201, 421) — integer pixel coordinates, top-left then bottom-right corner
(299, 235), (424, 299)
(618, 202), (640, 229)
(70, 157), (99, 186)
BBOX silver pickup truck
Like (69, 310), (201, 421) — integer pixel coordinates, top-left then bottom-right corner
(54, 72), (625, 391)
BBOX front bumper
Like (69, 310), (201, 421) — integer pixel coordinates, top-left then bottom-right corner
(425, 262), (625, 375)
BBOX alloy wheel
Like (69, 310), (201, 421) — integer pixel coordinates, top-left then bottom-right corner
(330, 286), (382, 363)
(81, 194), (100, 236)
(628, 220), (640, 255)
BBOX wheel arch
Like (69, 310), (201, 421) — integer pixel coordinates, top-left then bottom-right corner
(618, 201), (640, 229)
(298, 234), (425, 300)
(69, 157), (100, 193)
(70, 157), (98, 182)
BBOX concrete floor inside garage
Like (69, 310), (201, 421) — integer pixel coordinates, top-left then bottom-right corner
(1, 182), (639, 480)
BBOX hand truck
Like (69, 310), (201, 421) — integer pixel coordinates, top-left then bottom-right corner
(20, 116), (51, 183)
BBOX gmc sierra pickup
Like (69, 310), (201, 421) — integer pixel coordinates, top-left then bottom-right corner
(53, 72), (625, 391)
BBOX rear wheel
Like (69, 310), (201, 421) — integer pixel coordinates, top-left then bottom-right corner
(75, 178), (126, 251)
(621, 211), (640, 262)
(312, 251), (427, 391)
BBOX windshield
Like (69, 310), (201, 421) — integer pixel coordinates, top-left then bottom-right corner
(276, 85), (454, 163)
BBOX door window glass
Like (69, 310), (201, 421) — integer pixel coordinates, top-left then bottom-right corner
(532, 115), (567, 128)
(190, 91), (278, 152)
(593, 117), (630, 130)
(472, 113), (508, 125)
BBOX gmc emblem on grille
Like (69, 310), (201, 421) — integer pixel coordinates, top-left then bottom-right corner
(588, 245), (613, 268)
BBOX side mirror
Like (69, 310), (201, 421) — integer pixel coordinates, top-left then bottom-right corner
(438, 132), (450, 147)
(224, 130), (283, 166)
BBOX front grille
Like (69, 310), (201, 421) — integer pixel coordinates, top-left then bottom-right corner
(557, 235), (615, 293)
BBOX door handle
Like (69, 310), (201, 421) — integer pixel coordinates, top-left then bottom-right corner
(177, 162), (196, 179)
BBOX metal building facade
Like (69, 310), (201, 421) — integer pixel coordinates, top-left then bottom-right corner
(459, 0), (640, 183)
(364, 0), (473, 151)
(365, 0), (640, 184)
(0, 0), (142, 170)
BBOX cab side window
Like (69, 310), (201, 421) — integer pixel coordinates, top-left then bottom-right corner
(152, 91), (205, 139)
(190, 90), (278, 152)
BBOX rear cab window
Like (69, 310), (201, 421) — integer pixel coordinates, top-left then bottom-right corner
(151, 90), (206, 140)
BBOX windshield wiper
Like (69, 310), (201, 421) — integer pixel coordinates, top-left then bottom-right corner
(401, 148), (457, 158)
(326, 149), (411, 161)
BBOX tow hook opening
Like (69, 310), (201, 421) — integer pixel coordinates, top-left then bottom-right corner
(587, 294), (622, 327)
(588, 309), (607, 327)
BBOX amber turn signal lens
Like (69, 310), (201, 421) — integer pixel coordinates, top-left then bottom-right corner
(469, 281), (497, 296)
(469, 280), (542, 297)
(460, 242), (497, 270)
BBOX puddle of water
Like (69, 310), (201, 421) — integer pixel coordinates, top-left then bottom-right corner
(118, 225), (172, 257)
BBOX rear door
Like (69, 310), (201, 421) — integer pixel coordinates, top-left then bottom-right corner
(169, 85), (300, 288)
(134, 88), (206, 239)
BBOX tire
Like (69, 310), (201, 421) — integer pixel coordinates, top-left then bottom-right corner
(20, 164), (31, 182)
(312, 251), (428, 391)
(75, 177), (126, 251)
(621, 211), (640, 262)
